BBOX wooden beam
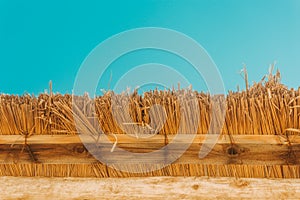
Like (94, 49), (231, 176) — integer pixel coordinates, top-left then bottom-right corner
(1, 134), (299, 144)
(1, 176), (300, 199)
(0, 134), (299, 178)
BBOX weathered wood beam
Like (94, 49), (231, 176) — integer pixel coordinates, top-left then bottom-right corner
(0, 134), (299, 178)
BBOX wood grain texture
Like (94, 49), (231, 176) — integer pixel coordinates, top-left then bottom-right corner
(0, 176), (300, 199)
(0, 134), (299, 178)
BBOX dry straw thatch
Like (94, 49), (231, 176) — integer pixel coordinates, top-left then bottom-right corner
(0, 69), (300, 179)
(0, 69), (299, 136)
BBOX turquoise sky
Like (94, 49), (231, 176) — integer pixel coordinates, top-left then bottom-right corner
(0, 0), (300, 94)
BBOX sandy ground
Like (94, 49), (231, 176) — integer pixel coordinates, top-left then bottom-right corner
(0, 176), (300, 199)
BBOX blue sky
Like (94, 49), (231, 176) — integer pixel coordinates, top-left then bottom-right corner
(0, 0), (300, 94)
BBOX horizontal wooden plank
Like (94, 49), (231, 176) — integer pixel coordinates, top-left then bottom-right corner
(0, 134), (299, 144)
(0, 134), (299, 178)
(1, 176), (300, 199)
